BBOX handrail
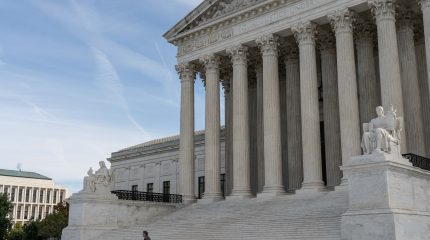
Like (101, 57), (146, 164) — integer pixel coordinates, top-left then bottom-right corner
(111, 190), (182, 203)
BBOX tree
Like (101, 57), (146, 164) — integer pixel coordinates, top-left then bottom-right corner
(6, 224), (23, 240)
(22, 221), (42, 240)
(0, 193), (12, 239)
(37, 202), (69, 239)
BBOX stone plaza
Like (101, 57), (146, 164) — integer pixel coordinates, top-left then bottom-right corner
(62, 0), (430, 239)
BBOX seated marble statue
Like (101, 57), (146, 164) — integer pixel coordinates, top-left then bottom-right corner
(82, 161), (112, 193)
(361, 106), (402, 155)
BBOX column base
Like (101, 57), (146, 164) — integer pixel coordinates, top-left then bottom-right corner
(198, 192), (223, 204)
(257, 186), (285, 199)
(296, 181), (326, 194)
(226, 189), (253, 200)
(182, 194), (197, 204)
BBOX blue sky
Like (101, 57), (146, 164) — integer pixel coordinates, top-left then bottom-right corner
(0, 0), (209, 194)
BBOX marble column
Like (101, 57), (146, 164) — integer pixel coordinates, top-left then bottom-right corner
(283, 41), (303, 191)
(292, 22), (325, 190)
(318, 32), (342, 188)
(227, 45), (252, 198)
(256, 34), (285, 196)
(255, 59), (265, 193)
(248, 68), (258, 195)
(396, 9), (426, 156)
(221, 76), (233, 196)
(355, 19), (380, 125)
(418, 0), (430, 100)
(200, 54), (223, 203)
(415, 20), (430, 157)
(368, 0), (406, 152)
(328, 9), (361, 169)
(176, 62), (197, 203)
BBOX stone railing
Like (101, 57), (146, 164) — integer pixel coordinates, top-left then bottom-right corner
(111, 190), (183, 204)
(402, 153), (430, 171)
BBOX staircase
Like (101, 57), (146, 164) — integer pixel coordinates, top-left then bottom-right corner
(99, 189), (348, 240)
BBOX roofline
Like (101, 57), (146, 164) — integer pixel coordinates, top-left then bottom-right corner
(0, 173), (52, 181)
(163, 0), (216, 42)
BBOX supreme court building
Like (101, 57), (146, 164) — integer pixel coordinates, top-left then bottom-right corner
(163, 0), (430, 203)
(64, 1), (430, 239)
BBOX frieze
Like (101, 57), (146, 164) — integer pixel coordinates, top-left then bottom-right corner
(178, 0), (334, 56)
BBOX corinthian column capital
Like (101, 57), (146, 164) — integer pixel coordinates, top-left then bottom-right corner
(175, 62), (197, 82)
(354, 18), (376, 43)
(368, 0), (397, 21)
(328, 9), (356, 34)
(318, 31), (336, 53)
(256, 34), (279, 56)
(226, 44), (248, 64)
(292, 21), (317, 46)
(199, 54), (221, 72)
(282, 40), (299, 63)
(396, 6), (414, 31)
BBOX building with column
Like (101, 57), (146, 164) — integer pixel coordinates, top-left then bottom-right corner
(164, 0), (430, 201)
(0, 169), (68, 226)
(64, 0), (430, 239)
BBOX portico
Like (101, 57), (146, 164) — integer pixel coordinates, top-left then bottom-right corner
(166, 0), (430, 201)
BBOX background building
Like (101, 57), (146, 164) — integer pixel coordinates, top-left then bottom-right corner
(109, 129), (227, 199)
(0, 169), (68, 226)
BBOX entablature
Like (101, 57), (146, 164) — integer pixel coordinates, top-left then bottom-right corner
(171, 0), (369, 63)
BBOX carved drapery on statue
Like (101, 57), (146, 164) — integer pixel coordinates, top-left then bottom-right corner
(361, 105), (403, 155)
(82, 161), (113, 193)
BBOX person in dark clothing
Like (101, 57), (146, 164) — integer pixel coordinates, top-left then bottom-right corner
(143, 230), (151, 240)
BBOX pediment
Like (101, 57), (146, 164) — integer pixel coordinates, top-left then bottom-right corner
(164, 0), (266, 42)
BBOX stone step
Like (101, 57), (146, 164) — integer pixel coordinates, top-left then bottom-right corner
(99, 190), (348, 240)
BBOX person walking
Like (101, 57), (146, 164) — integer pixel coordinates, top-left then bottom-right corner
(143, 230), (151, 240)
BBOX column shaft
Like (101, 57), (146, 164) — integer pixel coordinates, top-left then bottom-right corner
(369, 0), (406, 152)
(201, 55), (222, 202)
(420, 0), (430, 101)
(329, 9), (361, 168)
(256, 34), (285, 195)
(397, 12), (426, 155)
(284, 43), (303, 191)
(222, 77), (233, 196)
(356, 21), (380, 124)
(176, 63), (196, 203)
(416, 36), (430, 157)
(319, 33), (342, 188)
(227, 45), (252, 198)
(293, 22), (325, 190)
(256, 61), (265, 193)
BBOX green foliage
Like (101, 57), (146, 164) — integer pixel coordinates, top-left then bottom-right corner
(0, 193), (12, 239)
(38, 201), (68, 239)
(6, 225), (23, 240)
(22, 221), (42, 240)
(4, 201), (68, 240)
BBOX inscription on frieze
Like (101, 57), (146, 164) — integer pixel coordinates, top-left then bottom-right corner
(235, 0), (333, 35)
(178, 0), (334, 56)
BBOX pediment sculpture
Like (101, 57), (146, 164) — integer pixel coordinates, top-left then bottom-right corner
(361, 105), (403, 155)
(82, 161), (113, 193)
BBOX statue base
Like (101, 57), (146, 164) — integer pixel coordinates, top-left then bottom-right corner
(340, 152), (430, 240)
(61, 190), (180, 240)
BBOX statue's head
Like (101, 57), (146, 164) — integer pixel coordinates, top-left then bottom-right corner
(99, 161), (106, 168)
(376, 106), (384, 117)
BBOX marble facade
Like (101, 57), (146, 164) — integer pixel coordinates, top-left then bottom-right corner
(163, 0), (430, 203)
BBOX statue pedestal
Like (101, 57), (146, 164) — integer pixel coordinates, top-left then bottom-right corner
(61, 191), (118, 240)
(62, 189), (180, 240)
(340, 153), (430, 240)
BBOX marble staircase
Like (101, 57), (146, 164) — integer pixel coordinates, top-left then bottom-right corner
(100, 189), (348, 240)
